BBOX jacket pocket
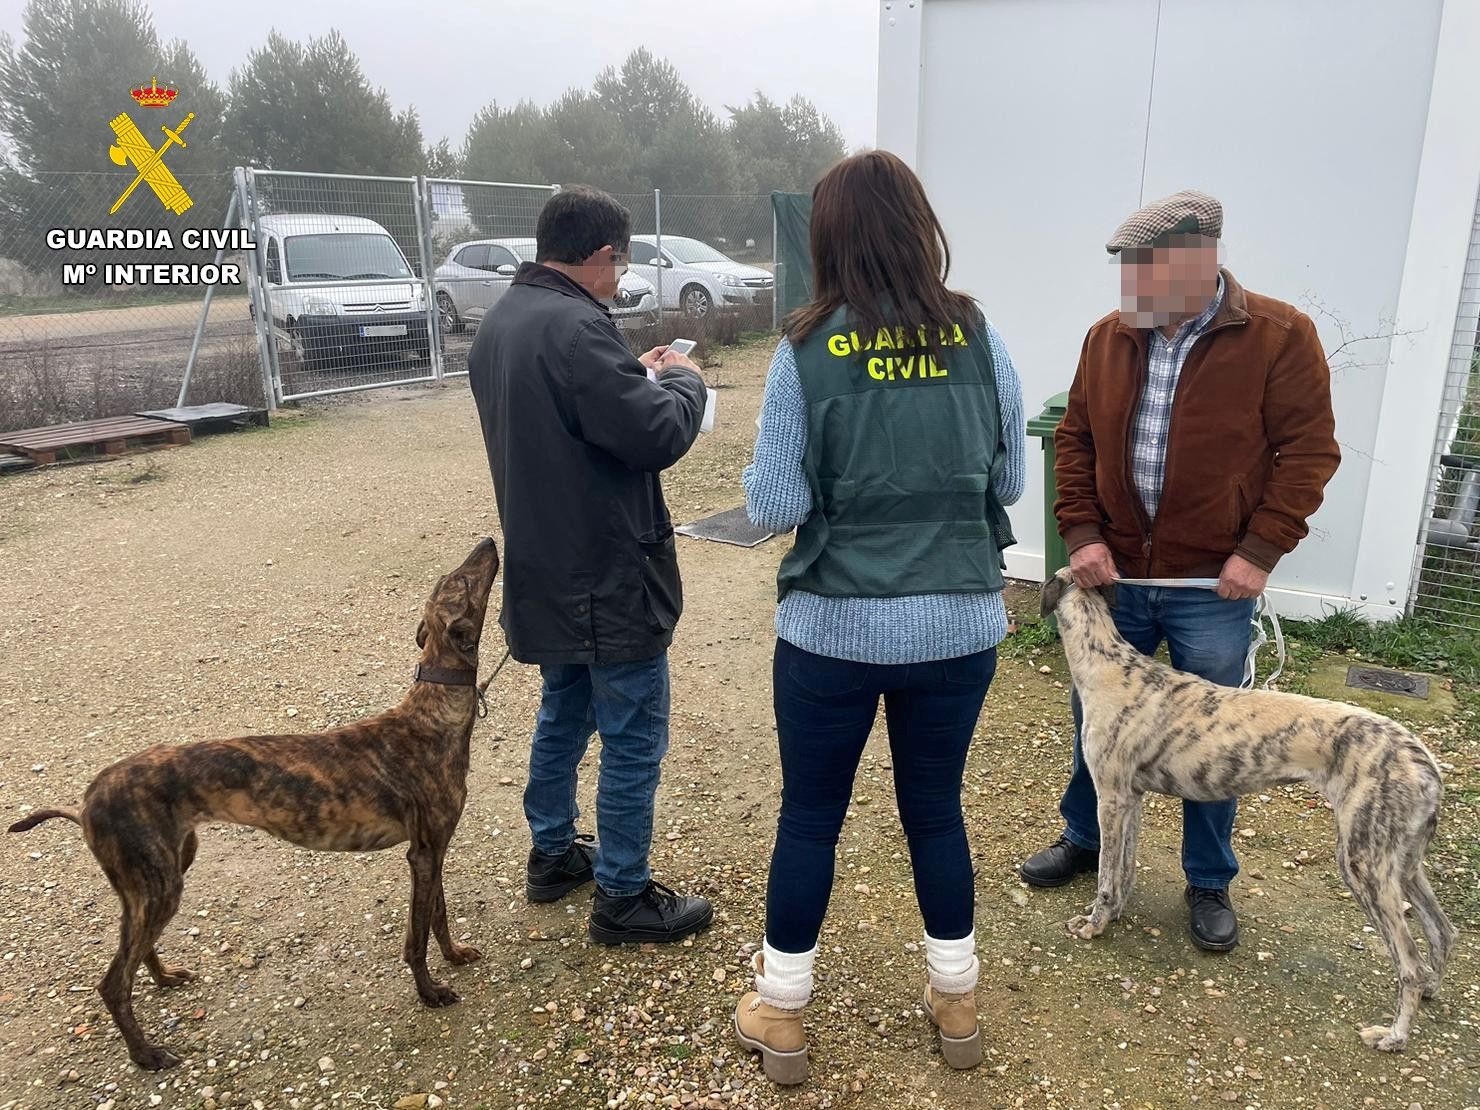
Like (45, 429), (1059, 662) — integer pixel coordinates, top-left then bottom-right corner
(638, 525), (683, 633)
(1229, 479), (1255, 539)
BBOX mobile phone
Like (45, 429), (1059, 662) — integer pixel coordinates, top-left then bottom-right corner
(667, 338), (696, 356)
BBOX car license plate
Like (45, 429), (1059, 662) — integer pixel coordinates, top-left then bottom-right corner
(360, 324), (407, 338)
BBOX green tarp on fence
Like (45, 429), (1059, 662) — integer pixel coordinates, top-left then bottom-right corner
(771, 191), (813, 322)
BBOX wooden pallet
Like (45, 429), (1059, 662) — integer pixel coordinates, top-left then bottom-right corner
(0, 415), (190, 466)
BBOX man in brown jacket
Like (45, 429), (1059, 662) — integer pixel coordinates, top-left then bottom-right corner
(1020, 191), (1340, 951)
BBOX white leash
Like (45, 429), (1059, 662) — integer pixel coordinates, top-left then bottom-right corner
(1110, 577), (1286, 690)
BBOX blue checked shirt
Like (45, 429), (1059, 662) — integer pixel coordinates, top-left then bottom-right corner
(1130, 276), (1225, 519)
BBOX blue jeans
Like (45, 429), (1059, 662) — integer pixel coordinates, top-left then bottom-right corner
(765, 638), (997, 953)
(523, 653), (670, 898)
(1059, 585), (1255, 889)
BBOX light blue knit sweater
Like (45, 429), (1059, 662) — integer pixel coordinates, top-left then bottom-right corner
(743, 319), (1027, 665)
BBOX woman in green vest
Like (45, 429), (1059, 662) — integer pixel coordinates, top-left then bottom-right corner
(733, 150), (1026, 1084)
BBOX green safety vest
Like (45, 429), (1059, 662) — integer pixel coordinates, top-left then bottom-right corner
(777, 305), (1016, 600)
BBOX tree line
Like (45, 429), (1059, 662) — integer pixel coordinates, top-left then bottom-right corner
(0, 0), (845, 278)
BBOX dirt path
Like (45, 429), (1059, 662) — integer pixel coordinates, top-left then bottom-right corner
(0, 338), (1476, 1110)
(0, 299), (250, 343)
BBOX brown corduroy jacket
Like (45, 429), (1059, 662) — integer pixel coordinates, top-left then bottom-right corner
(1054, 269), (1340, 578)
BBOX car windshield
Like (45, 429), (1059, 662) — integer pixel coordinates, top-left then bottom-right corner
(662, 238), (731, 265)
(284, 233), (412, 281)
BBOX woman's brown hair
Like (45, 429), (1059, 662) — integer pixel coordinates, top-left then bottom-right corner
(785, 150), (977, 352)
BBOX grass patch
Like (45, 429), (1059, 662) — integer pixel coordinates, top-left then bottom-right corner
(999, 618), (1059, 660)
(666, 1043), (693, 1061)
(1280, 607), (1480, 685)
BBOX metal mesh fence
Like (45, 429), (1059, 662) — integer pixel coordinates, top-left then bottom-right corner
(0, 170), (260, 435)
(1410, 193), (1480, 626)
(631, 192), (776, 344)
(244, 170), (440, 401)
(425, 179), (558, 377)
(0, 172), (784, 429)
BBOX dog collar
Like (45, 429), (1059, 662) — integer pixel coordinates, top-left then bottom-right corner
(413, 663), (477, 686)
(413, 663), (488, 719)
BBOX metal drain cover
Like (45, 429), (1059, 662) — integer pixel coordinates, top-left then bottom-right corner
(1346, 666), (1429, 699)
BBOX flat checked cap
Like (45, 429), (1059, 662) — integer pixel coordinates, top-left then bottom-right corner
(1106, 190), (1222, 254)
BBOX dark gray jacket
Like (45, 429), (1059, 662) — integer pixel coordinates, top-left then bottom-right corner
(469, 263), (706, 665)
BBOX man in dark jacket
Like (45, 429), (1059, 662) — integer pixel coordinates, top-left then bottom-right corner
(1019, 191), (1340, 952)
(468, 185), (711, 945)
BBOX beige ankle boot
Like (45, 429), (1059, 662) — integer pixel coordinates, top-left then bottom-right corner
(923, 983), (982, 1069)
(733, 955), (809, 1085)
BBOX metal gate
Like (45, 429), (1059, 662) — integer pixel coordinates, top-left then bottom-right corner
(420, 178), (560, 377)
(238, 168), (557, 404)
(1410, 186), (1480, 626)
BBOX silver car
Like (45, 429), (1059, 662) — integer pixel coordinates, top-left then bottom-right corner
(433, 237), (659, 334)
(627, 235), (774, 319)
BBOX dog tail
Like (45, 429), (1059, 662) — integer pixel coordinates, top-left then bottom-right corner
(8, 808), (79, 833)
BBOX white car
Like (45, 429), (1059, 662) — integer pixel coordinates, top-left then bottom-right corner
(253, 214), (435, 372)
(433, 238), (659, 334)
(627, 235), (775, 319)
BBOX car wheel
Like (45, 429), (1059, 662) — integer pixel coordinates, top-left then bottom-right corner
(681, 285), (713, 320)
(436, 291), (462, 334)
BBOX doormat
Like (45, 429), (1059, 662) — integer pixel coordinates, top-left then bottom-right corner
(676, 506), (775, 548)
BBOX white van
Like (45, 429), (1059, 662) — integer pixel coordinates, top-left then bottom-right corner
(254, 214), (434, 372)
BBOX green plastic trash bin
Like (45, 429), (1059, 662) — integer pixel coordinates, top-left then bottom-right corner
(1026, 391), (1070, 586)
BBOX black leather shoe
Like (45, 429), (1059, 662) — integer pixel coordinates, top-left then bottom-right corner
(526, 834), (596, 903)
(588, 880), (714, 945)
(1020, 835), (1099, 888)
(1186, 885), (1239, 952)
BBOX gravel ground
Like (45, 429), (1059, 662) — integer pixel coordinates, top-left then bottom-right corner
(1, 336), (1477, 1110)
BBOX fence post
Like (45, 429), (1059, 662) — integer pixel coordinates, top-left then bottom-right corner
(177, 189), (238, 408)
(413, 175), (444, 382)
(654, 188), (663, 318)
(771, 202), (780, 331)
(246, 168), (286, 405)
(235, 167), (278, 412)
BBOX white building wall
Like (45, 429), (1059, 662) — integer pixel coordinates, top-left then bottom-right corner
(877, 0), (1480, 618)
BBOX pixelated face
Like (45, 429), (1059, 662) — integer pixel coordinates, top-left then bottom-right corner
(580, 243), (626, 302)
(1118, 235), (1221, 329)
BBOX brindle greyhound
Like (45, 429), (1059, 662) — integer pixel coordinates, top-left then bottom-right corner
(1041, 569), (1455, 1052)
(10, 537), (500, 1070)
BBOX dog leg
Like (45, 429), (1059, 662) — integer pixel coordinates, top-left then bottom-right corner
(1404, 865), (1456, 998)
(144, 951), (197, 989)
(405, 840), (459, 1007)
(431, 877), (481, 966)
(1109, 797), (1144, 920)
(1350, 869), (1428, 1052)
(100, 879), (186, 1070)
(1068, 793), (1132, 940)
(142, 832), (199, 988)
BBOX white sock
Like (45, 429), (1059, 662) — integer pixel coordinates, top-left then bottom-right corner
(756, 941), (816, 1011)
(924, 931), (979, 994)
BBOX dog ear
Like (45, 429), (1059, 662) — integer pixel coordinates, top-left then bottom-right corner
(415, 619), (428, 649)
(448, 616), (480, 654)
(1097, 583), (1118, 611)
(1040, 575), (1067, 618)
